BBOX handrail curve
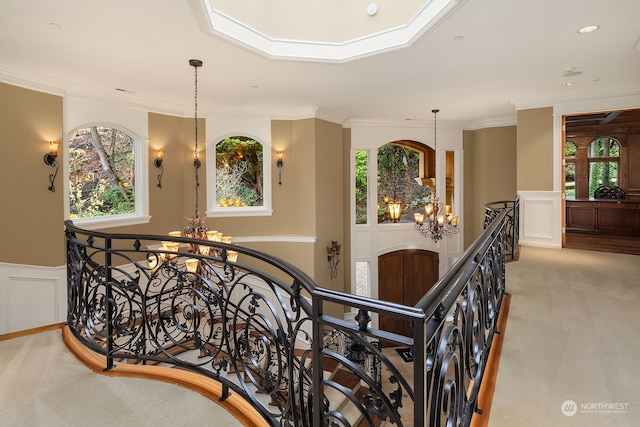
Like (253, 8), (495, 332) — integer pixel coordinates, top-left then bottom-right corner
(65, 199), (516, 426)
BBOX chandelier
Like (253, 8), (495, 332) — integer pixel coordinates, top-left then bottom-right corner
(149, 59), (238, 274)
(413, 109), (459, 242)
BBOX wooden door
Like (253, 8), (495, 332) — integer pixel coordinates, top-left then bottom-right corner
(378, 249), (439, 340)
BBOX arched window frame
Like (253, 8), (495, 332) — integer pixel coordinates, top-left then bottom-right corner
(64, 122), (150, 229)
(205, 133), (273, 217)
(375, 140), (434, 224)
(587, 136), (620, 198)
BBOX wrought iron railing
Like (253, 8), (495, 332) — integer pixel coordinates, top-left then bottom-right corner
(484, 196), (519, 260)
(65, 203), (510, 427)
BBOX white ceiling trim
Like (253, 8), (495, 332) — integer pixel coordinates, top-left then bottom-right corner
(0, 64), (67, 97)
(194, 0), (463, 63)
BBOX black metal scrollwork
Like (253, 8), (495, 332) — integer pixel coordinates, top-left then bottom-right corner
(65, 201), (512, 427)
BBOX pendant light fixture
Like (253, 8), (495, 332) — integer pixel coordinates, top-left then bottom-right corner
(413, 109), (459, 242)
(183, 59), (209, 247)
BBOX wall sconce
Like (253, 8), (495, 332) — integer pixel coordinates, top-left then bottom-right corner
(154, 149), (164, 188)
(44, 141), (59, 192)
(327, 240), (341, 280)
(277, 151), (283, 185)
(193, 149), (201, 169)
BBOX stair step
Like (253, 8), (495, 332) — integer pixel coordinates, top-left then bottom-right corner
(331, 368), (360, 391)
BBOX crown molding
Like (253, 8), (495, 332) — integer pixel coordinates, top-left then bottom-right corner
(467, 115), (517, 130)
(0, 64), (67, 97)
(513, 88), (640, 112)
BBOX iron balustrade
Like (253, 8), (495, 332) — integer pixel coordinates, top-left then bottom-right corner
(485, 196), (520, 261)
(65, 205), (510, 427)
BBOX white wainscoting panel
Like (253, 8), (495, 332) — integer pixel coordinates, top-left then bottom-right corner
(517, 190), (562, 249)
(0, 263), (66, 335)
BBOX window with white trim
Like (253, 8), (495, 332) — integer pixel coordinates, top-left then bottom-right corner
(68, 124), (148, 227)
(208, 135), (272, 217)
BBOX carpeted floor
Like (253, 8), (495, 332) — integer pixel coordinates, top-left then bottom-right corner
(0, 330), (243, 426)
(491, 246), (640, 426)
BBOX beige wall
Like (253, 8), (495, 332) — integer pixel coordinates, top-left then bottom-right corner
(463, 125), (517, 247)
(517, 107), (553, 191)
(463, 130), (476, 248)
(4, 80), (545, 317)
(0, 84), (349, 303)
(0, 83), (64, 266)
(312, 119), (345, 291)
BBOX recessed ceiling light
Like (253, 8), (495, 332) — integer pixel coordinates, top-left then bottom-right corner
(578, 25), (600, 34)
(565, 82), (574, 87)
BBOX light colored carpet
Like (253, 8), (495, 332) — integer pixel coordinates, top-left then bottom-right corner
(491, 246), (640, 426)
(0, 329), (243, 427)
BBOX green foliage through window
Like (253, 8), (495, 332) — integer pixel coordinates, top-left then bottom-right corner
(588, 138), (619, 198)
(215, 137), (263, 207)
(564, 140), (577, 200)
(355, 150), (368, 224)
(376, 143), (431, 223)
(69, 126), (135, 218)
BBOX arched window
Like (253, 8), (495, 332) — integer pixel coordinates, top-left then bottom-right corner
(68, 124), (146, 226)
(587, 137), (620, 198)
(208, 135), (271, 216)
(564, 140), (577, 200)
(376, 142), (432, 223)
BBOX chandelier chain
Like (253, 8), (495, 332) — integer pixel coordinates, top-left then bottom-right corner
(190, 59), (202, 217)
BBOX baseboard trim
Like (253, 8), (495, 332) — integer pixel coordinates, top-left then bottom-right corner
(62, 326), (268, 427)
(0, 322), (64, 342)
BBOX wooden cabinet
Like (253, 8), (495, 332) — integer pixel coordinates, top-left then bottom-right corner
(378, 249), (438, 340)
(566, 200), (640, 235)
(565, 200), (640, 254)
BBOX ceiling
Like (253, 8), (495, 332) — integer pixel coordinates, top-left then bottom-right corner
(565, 108), (640, 130)
(1, 0), (639, 127)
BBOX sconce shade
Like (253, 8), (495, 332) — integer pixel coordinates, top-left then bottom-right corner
(154, 149), (164, 168)
(44, 141), (59, 166)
